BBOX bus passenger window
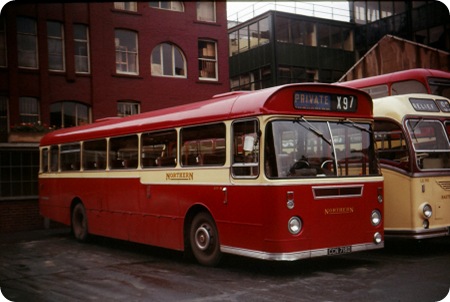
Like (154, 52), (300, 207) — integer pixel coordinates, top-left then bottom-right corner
(50, 145), (59, 172)
(181, 123), (226, 167)
(40, 148), (49, 173)
(391, 80), (427, 95)
(110, 135), (139, 169)
(141, 130), (177, 168)
(83, 139), (107, 170)
(374, 121), (409, 171)
(60, 143), (81, 171)
(232, 120), (259, 177)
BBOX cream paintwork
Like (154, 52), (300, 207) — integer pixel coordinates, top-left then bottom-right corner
(374, 93), (450, 238)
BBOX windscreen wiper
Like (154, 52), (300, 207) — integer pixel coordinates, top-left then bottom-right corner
(340, 118), (372, 134)
(295, 116), (331, 145)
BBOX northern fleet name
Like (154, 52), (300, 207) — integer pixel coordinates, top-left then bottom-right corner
(324, 207), (354, 215)
(166, 172), (194, 181)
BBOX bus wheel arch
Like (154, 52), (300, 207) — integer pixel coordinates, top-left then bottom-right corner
(184, 206), (222, 266)
(71, 199), (89, 242)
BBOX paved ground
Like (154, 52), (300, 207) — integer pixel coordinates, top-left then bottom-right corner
(0, 228), (449, 302)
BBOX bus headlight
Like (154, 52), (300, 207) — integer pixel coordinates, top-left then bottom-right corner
(288, 216), (302, 235)
(371, 210), (382, 226)
(422, 204), (432, 218)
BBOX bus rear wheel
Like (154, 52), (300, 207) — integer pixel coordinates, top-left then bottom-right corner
(189, 212), (222, 266)
(72, 203), (89, 242)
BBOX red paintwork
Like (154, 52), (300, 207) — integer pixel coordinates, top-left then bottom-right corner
(338, 68), (450, 94)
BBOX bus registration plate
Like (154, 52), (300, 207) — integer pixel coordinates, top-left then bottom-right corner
(327, 246), (352, 255)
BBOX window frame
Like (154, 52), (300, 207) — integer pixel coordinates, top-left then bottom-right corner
(47, 21), (65, 72)
(151, 43), (187, 78)
(196, 1), (216, 23)
(198, 40), (218, 81)
(74, 24), (90, 74)
(115, 29), (139, 75)
(117, 100), (140, 117)
(17, 16), (38, 69)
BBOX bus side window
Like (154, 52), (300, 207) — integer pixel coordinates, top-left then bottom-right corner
(180, 123), (226, 167)
(83, 139), (107, 170)
(40, 147), (49, 173)
(141, 130), (177, 168)
(60, 143), (81, 171)
(374, 120), (410, 171)
(232, 119), (260, 177)
(391, 80), (427, 95)
(110, 135), (139, 169)
(50, 145), (59, 172)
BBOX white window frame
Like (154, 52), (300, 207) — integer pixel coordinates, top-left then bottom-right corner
(114, 2), (138, 12)
(149, 1), (184, 12)
(198, 40), (217, 81)
(19, 97), (40, 123)
(115, 29), (139, 75)
(151, 43), (187, 78)
(196, 1), (216, 22)
(117, 101), (140, 117)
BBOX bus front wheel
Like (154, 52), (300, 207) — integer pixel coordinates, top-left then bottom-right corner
(189, 212), (222, 266)
(72, 203), (89, 242)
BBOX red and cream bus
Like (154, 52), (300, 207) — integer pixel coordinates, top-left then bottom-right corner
(373, 93), (450, 239)
(339, 68), (450, 99)
(39, 83), (384, 266)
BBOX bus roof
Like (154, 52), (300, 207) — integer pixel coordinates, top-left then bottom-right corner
(338, 68), (450, 89)
(40, 83), (371, 146)
(373, 93), (450, 122)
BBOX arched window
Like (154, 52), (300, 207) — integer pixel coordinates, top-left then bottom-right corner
(149, 2), (184, 12)
(50, 101), (90, 128)
(151, 43), (186, 77)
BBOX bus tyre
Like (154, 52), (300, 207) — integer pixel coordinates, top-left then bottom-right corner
(190, 212), (222, 266)
(72, 203), (89, 242)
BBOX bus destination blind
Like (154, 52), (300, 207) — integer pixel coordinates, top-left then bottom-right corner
(294, 91), (357, 112)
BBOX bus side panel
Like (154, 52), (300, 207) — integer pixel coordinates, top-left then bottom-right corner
(39, 177), (71, 226)
(382, 169), (413, 231)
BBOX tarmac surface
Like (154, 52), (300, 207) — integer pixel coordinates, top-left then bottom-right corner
(0, 228), (450, 302)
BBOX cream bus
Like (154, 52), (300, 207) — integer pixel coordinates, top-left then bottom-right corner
(374, 93), (450, 239)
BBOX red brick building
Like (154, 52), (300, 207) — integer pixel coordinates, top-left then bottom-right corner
(0, 1), (229, 232)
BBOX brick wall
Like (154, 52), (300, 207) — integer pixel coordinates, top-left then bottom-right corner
(0, 199), (44, 233)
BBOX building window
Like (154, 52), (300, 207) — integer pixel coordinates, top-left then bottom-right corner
(151, 43), (186, 77)
(19, 97), (39, 123)
(17, 17), (38, 69)
(117, 101), (140, 117)
(74, 24), (90, 73)
(114, 2), (137, 12)
(230, 17), (271, 56)
(0, 96), (8, 142)
(197, 1), (215, 22)
(47, 21), (65, 71)
(198, 40), (217, 80)
(50, 101), (90, 128)
(149, 1), (184, 12)
(0, 17), (6, 67)
(115, 29), (138, 75)
(0, 148), (39, 199)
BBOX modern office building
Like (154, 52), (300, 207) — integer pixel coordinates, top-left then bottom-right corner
(228, 1), (449, 91)
(0, 1), (229, 232)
